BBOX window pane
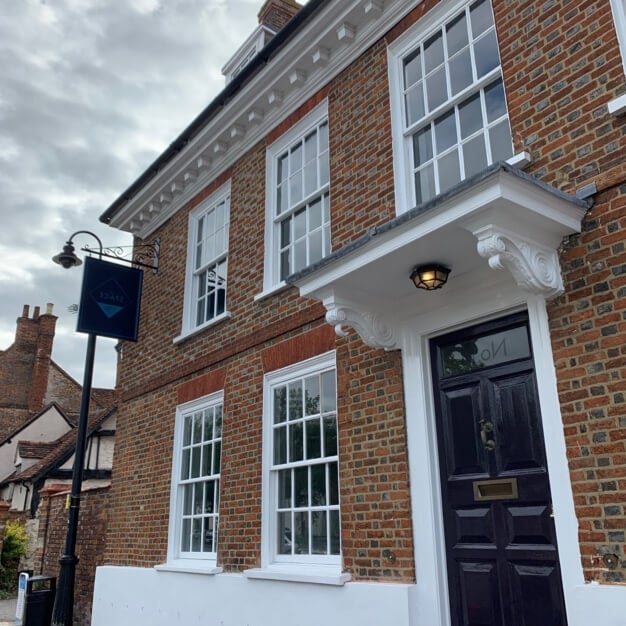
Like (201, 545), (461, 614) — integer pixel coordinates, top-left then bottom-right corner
(311, 511), (328, 555)
(426, 66), (447, 111)
(278, 469), (292, 508)
(294, 240), (306, 272)
(294, 208), (306, 239)
(193, 413), (202, 444)
(280, 218), (291, 247)
(463, 135), (488, 178)
(191, 446), (201, 478)
(306, 418), (322, 460)
(404, 48), (422, 87)
(213, 441), (221, 475)
(295, 466), (308, 507)
(459, 93), (483, 139)
(446, 12), (468, 56)
(415, 164), (436, 205)
(424, 31), (444, 73)
(474, 30), (499, 78)
(201, 443), (212, 476)
(290, 173), (303, 206)
(489, 119), (513, 161)
(304, 130), (317, 163)
(289, 381), (303, 420)
(181, 448), (190, 480)
(274, 387), (287, 423)
(449, 48), (473, 96)
(319, 153), (329, 187)
(183, 416), (192, 446)
(183, 484), (193, 515)
(485, 79), (507, 122)
(203, 517), (215, 553)
(304, 161), (317, 197)
(291, 142), (302, 171)
(470, 0), (493, 37)
(321, 370), (336, 412)
(181, 518), (191, 552)
(309, 197), (322, 231)
(329, 461), (339, 505)
(413, 125), (433, 166)
(277, 153), (288, 183)
(205, 480), (215, 513)
(438, 149), (461, 192)
(274, 425), (287, 464)
(435, 110), (457, 154)
(203, 410), (214, 441)
(294, 512), (309, 555)
(406, 83), (425, 126)
(280, 250), (290, 281)
(311, 463), (326, 504)
(194, 483), (203, 515)
(324, 416), (338, 457)
(215, 405), (222, 437)
(304, 376), (320, 415)
(329, 510), (340, 555)
(278, 511), (292, 554)
(290, 422), (304, 462)
(319, 122), (328, 153)
(192, 518), (202, 552)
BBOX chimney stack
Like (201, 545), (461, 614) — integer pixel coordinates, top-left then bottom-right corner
(258, 0), (301, 32)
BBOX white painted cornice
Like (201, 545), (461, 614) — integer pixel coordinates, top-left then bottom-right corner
(108, 0), (424, 238)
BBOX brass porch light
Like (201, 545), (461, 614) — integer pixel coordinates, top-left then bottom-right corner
(410, 264), (451, 291)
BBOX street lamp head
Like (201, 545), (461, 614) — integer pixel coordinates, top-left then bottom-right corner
(52, 241), (83, 269)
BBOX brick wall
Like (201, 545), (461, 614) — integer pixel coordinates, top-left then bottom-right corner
(39, 486), (110, 626)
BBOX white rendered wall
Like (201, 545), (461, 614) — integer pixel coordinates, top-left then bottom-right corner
(91, 566), (416, 626)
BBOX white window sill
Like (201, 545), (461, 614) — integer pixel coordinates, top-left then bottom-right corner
(608, 94), (626, 116)
(173, 311), (233, 344)
(244, 566), (351, 586)
(254, 282), (291, 302)
(154, 562), (223, 575)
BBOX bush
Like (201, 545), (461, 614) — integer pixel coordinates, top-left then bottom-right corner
(0, 521), (28, 592)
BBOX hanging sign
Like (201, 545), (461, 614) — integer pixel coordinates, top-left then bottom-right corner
(76, 256), (143, 341)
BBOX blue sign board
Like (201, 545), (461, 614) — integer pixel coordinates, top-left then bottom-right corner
(77, 256), (143, 341)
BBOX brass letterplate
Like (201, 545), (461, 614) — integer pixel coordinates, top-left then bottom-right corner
(473, 477), (518, 501)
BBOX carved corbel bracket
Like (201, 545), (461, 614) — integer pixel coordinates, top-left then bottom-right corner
(324, 304), (397, 350)
(472, 226), (564, 298)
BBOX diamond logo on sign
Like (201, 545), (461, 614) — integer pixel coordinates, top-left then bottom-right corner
(90, 279), (130, 319)
(77, 257), (143, 341)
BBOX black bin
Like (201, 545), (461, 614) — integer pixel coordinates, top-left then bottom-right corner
(24, 575), (56, 626)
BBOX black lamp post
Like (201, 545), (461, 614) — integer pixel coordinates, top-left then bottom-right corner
(51, 231), (103, 626)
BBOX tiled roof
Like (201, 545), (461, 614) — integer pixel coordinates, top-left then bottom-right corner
(17, 441), (58, 459)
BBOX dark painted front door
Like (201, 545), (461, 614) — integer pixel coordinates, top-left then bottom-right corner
(430, 313), (567, 626)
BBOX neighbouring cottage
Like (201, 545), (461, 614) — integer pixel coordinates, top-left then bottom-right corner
(0, 304), (116, 586)
(92, 1), (626, 625)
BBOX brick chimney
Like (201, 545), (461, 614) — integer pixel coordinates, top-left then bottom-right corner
(258, 0), (301, 31)
(28, 303), (57, 413)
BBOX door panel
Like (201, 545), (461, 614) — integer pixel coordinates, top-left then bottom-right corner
(431, 314), (566, 626)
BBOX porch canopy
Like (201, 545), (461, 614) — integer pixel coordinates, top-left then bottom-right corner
(287, 163), (590, 350)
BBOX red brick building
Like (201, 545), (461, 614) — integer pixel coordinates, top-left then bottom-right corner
(92, 1), (626, 624)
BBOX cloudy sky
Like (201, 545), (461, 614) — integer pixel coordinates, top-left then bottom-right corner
(0, 0), (264, 387)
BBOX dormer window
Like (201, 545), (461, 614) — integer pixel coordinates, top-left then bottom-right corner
(221, 25), (277, 84)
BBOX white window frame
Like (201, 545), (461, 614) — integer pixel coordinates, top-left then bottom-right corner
(164, 391), (223, 573)
(177, 181), (231, 342)
(254, 351), (347, 583)
(259, 100), (330, 297)
(388, 0), (514, 215)
(610, 0), (626, 74)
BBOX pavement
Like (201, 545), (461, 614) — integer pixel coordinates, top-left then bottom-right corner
(0, 596), (17, 625)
